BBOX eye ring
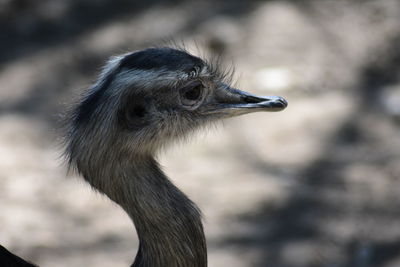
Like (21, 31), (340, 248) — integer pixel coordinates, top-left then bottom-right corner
(179, 81), (205, 109)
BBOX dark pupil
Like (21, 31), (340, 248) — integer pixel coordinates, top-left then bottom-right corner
(184, 85), (201, 100)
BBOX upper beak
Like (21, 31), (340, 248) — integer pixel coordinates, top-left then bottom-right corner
(205, 85), (288, 117)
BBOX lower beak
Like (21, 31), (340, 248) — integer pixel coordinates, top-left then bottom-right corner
(206, 86), (288, 117)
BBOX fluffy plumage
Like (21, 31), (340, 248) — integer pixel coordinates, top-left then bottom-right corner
(1, 47), (287, 267)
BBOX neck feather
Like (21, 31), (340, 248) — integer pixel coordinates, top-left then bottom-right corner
(84, 155), (207, 267)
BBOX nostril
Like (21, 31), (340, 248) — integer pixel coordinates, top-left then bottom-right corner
(243, 95), (265, 104)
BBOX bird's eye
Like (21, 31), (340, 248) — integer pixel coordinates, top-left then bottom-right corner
(179, 81), (204, 108)
(184, 85), (201, 100)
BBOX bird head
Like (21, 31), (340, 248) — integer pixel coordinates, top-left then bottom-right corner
(67, 47), (287, 168)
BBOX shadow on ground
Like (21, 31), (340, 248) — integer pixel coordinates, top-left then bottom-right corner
(2, 1), (400, 266)
(221, 33), (400, 267)
(0, 0), (265, 125)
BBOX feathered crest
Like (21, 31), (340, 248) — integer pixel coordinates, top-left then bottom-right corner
(157, 39), (237, 86)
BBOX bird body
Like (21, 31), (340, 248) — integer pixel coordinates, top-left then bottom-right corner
(1, 47), (287, 267)
(0, 246), (37, 267)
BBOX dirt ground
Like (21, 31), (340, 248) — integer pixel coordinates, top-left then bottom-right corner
(1, 1), (400, 266)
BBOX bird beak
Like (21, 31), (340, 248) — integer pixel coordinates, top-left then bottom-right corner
(205, 85), (288, 117)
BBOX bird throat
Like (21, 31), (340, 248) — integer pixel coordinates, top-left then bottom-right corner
(86, 155), (207, 267)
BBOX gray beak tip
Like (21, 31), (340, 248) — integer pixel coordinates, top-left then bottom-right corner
(262, 96), (288, 111)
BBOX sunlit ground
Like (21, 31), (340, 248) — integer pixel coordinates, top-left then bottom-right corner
(1, 1), (400, 266)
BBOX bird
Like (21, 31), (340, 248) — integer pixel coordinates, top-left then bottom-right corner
(0, 47), (287, 267)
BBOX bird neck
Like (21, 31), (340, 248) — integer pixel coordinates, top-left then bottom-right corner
(88, 155), (207, 267)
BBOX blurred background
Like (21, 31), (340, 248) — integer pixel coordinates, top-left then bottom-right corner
(1, 0), (400, 266)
